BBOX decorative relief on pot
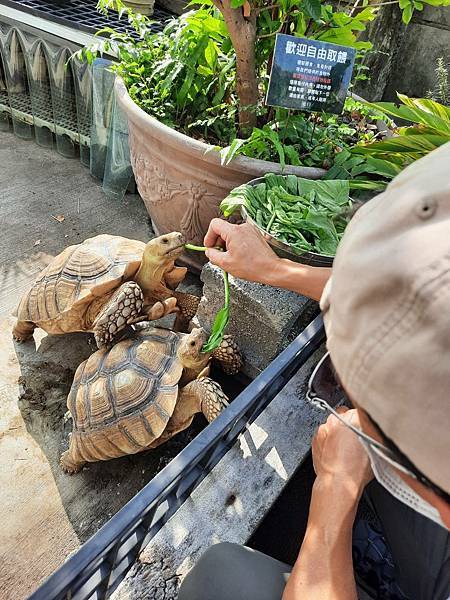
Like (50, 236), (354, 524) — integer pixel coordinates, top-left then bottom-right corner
(130, 142), (220, 244)
(179, 182), (219, 245)
(131, 151), (180, 206)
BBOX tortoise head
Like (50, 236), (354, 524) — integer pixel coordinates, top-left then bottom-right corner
(143, 232), (185, 264)
(177, 328), (210, 370)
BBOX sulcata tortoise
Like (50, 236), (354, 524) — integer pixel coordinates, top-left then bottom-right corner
(60, 326), (241, 473)
(13, 232), (200, 348)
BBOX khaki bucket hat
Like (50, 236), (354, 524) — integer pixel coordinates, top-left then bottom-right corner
(321, 142), (450, 494)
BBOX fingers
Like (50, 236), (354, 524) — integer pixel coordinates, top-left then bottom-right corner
(205, 247), (229, 269)
(204, 218), (236, 248)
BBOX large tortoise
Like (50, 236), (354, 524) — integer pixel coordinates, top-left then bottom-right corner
(60, 326), (240, 473)
(13, 232), (200, 348)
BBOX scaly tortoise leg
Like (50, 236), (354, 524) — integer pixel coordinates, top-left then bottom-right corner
(212, 335), (243, 375)
(197, 377), (229, 423)
(149, 377), (229, 448)
(13, 320), (36, 342)
(93, 282), (144, 349)
(173, 291), (200, 332)
(60, 438), (86, 475)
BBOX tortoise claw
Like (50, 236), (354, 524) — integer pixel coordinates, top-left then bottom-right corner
(60, 450), (85, 475)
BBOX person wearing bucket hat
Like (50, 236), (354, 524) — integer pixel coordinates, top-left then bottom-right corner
(178, 143), (450, 600)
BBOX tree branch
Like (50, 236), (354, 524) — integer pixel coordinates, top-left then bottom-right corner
(216, 0), (259, 133)
(258, 23), (283, 38)
(255, 3), (280, 13)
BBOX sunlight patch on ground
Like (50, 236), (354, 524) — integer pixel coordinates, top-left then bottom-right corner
(265, 447), (288, 481)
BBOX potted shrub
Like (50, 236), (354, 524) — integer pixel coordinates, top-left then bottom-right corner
(85, 0), (446, 268)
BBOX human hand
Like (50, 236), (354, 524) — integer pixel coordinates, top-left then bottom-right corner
(204, 218), (281, 284)
(312, 407), (373, 499)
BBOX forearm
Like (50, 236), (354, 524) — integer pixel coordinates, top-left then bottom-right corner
(259, 258), (331, 302)
(282, 476), (360, 600)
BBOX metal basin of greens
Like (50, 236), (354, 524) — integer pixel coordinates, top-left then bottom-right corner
(220, 175), (353, 267)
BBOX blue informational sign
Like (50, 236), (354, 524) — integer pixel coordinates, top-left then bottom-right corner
(266, 34), (356, 115)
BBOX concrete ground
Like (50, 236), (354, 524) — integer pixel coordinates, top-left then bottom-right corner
(0, 132), (203, 599)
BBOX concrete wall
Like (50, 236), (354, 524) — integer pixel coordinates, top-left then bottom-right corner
(356, 4), (450, 101)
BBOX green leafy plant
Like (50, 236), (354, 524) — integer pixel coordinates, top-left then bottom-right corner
(184, 244), (230, 352)
(325, 94), (450, 185)
(398, 0), (450, 24)
(218, 97), (390, 169)
(81, 0), (449, 172)
(220, 174), (351, 255)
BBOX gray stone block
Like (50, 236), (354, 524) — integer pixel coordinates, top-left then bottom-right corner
(194, 263), (318, 378)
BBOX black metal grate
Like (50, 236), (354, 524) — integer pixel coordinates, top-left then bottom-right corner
(30, 81), (54, 123)
(28, 316), (325, 600)
(0, 0), (174, 36)
(0, 90), (9, 106)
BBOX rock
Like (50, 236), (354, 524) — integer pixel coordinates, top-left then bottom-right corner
(193, 264), (318, 378)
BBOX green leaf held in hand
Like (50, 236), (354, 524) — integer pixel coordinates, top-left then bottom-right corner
(184, 244), (230, 353)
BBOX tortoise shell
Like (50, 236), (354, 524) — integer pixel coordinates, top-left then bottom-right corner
(15, 234), (146, 331)
(67, 327), (184, 460)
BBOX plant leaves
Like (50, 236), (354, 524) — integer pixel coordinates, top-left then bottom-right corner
(202, 270), (230, 352)
(363, 157), (403, 178)
(354, 133), (450, 155)
(221, 176), (351, 257)
(303, 0), (322, 21)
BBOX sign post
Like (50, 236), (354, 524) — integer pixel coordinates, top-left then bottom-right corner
(266, 34), (356, 115)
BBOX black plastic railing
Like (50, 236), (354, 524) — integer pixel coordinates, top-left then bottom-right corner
(29, 315), (325, 600)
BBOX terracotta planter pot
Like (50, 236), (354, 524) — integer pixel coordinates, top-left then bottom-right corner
(115, 78), (327, 270)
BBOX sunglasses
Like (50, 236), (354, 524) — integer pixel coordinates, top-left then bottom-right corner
(306, 352), (450, 503)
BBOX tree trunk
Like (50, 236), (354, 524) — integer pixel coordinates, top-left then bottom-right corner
(214, 1), (259, 134)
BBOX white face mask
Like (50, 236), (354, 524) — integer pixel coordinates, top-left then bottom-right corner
(359, 438), (448, 530)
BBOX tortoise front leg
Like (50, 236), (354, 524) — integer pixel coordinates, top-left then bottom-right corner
(197, 378), (229, 422)
(95, 296), (178, 348)
(13, 320), (36, 342)
(93, 282), (144, 349)
(212, 335), (243, 375)
(173, 291), (200, 332)
(149, 378), (229, 448)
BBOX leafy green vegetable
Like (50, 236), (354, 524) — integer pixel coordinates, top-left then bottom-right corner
(221, 175), (351, 257)
(202, 270), (230, 353)
(184, 244), (230, 353)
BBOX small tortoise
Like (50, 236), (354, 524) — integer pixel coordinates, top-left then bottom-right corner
(13, 232), (200, 348)
(60, 326), (239, 473)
